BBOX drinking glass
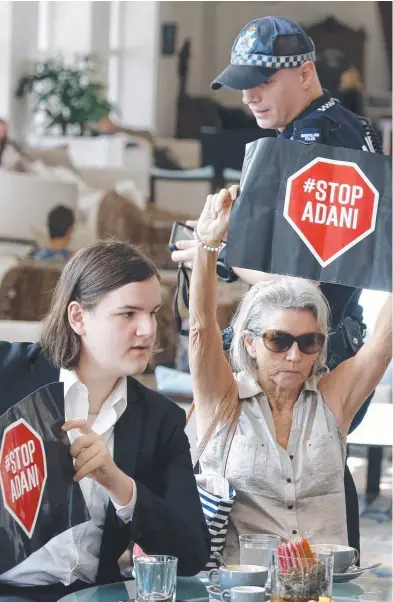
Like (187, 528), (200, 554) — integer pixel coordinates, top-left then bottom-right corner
(240, 534), (282, 568)
(134, 555), (178, 602)
(240, 534), (281, 589)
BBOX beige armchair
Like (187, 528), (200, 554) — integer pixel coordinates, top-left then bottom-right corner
(0, 171), (77, 243)
(96, 190), (193, 269)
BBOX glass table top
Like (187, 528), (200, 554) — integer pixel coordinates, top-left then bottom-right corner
(59, 574), (392, 602)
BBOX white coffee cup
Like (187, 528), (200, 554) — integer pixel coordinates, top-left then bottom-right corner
(312, 544), (359, 573)
(209, 565), (268, 591)
(221, 586), (266, 602)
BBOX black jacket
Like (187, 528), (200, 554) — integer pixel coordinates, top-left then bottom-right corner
(0, 342), (210, 593)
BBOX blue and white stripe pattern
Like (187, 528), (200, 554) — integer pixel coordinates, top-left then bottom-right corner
(317, 98), (336, 112)
(231, 49), (316, 68)
(197, 482), (236, 569)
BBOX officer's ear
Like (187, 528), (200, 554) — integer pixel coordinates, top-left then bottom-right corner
(300, 61), (316, 90)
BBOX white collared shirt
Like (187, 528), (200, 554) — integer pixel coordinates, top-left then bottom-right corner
(0, 370), (137, 586)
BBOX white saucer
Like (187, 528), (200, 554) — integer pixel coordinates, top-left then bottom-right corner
(206, 585), (270, 600)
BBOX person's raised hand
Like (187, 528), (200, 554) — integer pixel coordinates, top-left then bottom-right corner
(196, 186), (238, 246)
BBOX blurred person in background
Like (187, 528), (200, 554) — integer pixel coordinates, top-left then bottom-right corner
(0, 119), (29, 171)
(338, 66), (364, 116)
(34, 205), (75, 263)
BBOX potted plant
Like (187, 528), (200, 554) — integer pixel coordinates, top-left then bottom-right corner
(16, 54), (114, 136)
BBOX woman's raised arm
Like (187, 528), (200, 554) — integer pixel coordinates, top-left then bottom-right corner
(188, 189), (238, 437)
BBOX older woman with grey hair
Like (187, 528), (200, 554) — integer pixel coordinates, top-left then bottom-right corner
(188, 187), (392, 563)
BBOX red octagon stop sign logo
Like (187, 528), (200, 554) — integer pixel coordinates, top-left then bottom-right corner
(284, 158), (379, 267)
(0, 419), (47, 538)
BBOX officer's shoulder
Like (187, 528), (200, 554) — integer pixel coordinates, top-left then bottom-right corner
(331, 101), (366, 128)
(293, 103), (365, 148)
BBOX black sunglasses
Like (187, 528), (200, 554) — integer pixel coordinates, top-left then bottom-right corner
(256, 329), (326, 354)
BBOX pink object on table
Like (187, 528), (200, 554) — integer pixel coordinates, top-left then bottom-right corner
(133, 544), (146, 557)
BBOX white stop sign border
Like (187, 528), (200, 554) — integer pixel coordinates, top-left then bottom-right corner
(0, 418), (48, 539)
(283, 157), (380, 267)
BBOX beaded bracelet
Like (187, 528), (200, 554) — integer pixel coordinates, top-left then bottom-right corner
(193, 229), (225, 253)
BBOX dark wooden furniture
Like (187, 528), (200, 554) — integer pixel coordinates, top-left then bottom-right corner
(304, 17), (366, 95)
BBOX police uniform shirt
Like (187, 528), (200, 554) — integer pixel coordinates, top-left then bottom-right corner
(279, 89), (380, 153)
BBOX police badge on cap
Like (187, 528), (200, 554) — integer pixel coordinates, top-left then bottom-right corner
(234, 25), (258, 55)
(211, 16), (316, 91)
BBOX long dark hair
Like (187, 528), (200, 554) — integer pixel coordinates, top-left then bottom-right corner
(40, 240), (160, 369)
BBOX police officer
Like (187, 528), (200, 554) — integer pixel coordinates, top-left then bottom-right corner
(172, 16), (384, 559)
(210, 16), (382, 299)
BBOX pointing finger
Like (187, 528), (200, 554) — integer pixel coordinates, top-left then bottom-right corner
(62, 419), (92, 435)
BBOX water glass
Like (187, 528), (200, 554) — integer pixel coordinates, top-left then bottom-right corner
(271, 551), (334, 602)
(240, 534), (281, 589)
(134, 555), (178, 602)
(240, 534), (281, 571)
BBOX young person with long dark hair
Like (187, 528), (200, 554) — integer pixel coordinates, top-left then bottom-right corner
(0, 240), (209, 602)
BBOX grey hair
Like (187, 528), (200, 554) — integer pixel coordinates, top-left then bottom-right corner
(230, 277), (330, 381)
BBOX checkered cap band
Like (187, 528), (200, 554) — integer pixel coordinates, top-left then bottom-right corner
(230, 50), (316, 68)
